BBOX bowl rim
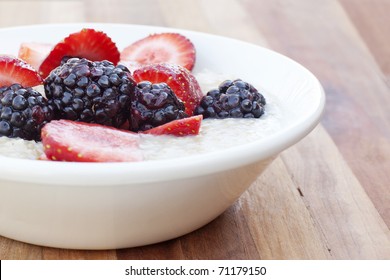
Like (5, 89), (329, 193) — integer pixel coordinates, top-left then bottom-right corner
(0, 23), (325, 186)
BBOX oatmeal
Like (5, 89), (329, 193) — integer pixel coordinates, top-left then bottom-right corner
(140, 90), (286, 160)
(0, 137), (43, 159)
(0, 70), (287, 161)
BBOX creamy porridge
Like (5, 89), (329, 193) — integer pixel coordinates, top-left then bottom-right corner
(0, 70), (289, 160)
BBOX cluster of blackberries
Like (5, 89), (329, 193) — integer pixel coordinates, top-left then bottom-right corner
(194, 79), (266, 119)
(130, 81), (187, 131)
(45, 58), (187, 132)
(44, 58), (136, 128)
(1, 58), (267, 142)
(1, 58), (187, 140)
(0, 84), (53, 141)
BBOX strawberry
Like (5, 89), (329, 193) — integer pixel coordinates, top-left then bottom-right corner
(41, 120), (143, 162)
(39, 28), (120, 78)
(0, 55), (43, 87)
(120, 33), (196, 71)
(18, 42), (53, 70)
(133, 63), (203, 116)
(144, 115), (202, 137)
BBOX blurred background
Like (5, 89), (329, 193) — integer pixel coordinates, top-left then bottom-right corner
(0, 0), (269, 46)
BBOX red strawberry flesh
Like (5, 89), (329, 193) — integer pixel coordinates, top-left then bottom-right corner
(120, 33), (196, 71)
(144, 115), (202, 137)
(133, 63), (203, 116)
(39, 28), (120, 78)
(41, 120), (143, 162)
(0, 55), (43, 87)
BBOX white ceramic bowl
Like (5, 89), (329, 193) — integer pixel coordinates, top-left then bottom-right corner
(0, 23), (325, 249)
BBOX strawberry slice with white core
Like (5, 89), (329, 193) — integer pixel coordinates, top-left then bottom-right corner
(39, 28), (120, 78)
(144, 115), (202, 137)
(120, 33), (196, 71)
(0, 55), (43, 87)
(18, 42), (53, 70)
(41, 120), (143, 162)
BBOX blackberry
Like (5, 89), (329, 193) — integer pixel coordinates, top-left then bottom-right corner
(0, 84), (54, 141)
(44, 58), (135, 128)
(194, 79), (266, 119)
(130, 81), (187, 131)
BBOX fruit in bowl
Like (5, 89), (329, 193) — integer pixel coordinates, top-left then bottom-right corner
(0, 24), (324, 249)
(1, 27), (268, 162)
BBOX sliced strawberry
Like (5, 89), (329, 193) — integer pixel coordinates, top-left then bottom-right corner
(120, 33), (196, 71)
(39, 28), (120, 78)
(0, 55), (43, 87)
(133, 63), (203, 116)
(144, 115), (202, 137)
(18, 42), (53, 70)
(41, 120), (143, 162)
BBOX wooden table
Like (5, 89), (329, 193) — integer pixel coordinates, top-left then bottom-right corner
(1, 0), (390, 260)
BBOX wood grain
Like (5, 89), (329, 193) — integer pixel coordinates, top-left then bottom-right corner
(339, 0), (390, 81)
(1, 0), (390, 260)
(282, 126), (390, 259)
(241, 0), (390, 227)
